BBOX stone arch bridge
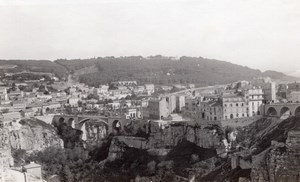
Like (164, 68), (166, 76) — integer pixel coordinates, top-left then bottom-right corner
(264, 103), (300, 119)
(52, 115), (124, 142)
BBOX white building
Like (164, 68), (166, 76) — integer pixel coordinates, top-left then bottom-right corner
(245, 88), (264, 117)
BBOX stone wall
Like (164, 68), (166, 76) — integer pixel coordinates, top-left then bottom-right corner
(251, 130), (300, 182)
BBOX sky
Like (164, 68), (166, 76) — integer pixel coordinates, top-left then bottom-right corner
(0, 0), (300, 75)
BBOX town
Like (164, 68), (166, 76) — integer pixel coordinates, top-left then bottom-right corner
(1, 69), (300, 181)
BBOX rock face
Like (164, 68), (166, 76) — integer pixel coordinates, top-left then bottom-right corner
(9, 119), (63, 151)
(0, 128), (13, 167)
(0, 128), (14, 181)
(148, 123), (225, 150)
(106, 123), (226, 162)
(251, 130), (300, 182)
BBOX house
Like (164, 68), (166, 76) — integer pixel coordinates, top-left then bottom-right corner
(68, 97), (80, 107)
(145, 84), (155, 95)
(2, 112), (22, 121)
(24, 162), (42, 180)
(43, 102), (61, 114)
(20, 108), (35, 118)
(147, 98), (170, 120)
(12, 100), (27, 111)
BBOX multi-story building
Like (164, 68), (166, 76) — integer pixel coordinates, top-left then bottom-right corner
(147, 98), (170, 120)
(288, 82), (300, 92)
(183, 97), (200, 119)
(94, 85), (109, 96)
(203, 100), (223, 121)
(288, 91), (300, 103)
(252, 78), (276, 102)
(0, 87), (8, 102)
(244, 88), (264, 116)
(175, 95), (185, 113)
(221, 93), (248, 120)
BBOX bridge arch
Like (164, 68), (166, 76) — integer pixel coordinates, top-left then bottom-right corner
(112, 119), (121, 134)
(280, 107), (291, 118)
(78, 118), (109, 141)
(58, 117), (65, 125)
(266, 107), (278, 116)
(67, 118), (75, 128)
(295, 106), (300, 116)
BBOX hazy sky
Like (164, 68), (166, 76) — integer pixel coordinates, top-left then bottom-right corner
(0, 0), (300, 75)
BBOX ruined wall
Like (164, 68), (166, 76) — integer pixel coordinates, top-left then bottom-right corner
(251, 130), (300, 182)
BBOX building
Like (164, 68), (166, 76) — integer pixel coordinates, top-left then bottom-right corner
(252, 78), (276, 102)
(94, 85), (109, 96)
(245, 88), (264, 117)
(133, 86), (145, 95)
(0, 87), (8, 101)
(288, 91), (300, 103)
(183, 97), (200, 119)
(20, 108), (35, 118)
(203, 100), (223, 121)
(125, 108), (139, 119)
(111, 81), (137, 87)
(288, 82), (300, 92)
(24, 162), (42, 180)
(221, 93), (248, 120)
(147, 98), (170, 120)
(145, 84), (155, 95)
(68, 97), (80, 107)
(175, 95), (185, 113)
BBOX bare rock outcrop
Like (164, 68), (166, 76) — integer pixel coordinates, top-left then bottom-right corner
(251, 130), (300, 182)
(9, 119), (63, 151)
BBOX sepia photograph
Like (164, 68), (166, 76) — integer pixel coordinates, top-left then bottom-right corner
(0, 0), (300, 181)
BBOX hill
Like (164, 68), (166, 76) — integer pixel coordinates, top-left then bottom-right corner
(0, 60), (68, 78)
(55, 56), (300, 86)
(0, 57), (298, 85)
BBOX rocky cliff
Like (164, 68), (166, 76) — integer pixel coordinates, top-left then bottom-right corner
(148, 122), (225, 150)
(197, 116), (300, 182)
(9, 119), (63, 151)
(0, 128), (14, 170)
(252, 130), (300, 182)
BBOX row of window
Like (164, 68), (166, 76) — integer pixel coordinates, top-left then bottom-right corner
(224, 103), (245, 107)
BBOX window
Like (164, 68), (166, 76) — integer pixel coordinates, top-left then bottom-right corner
(236, 103), (239, 106)
(242, 103), (244, 106)
(236, 113), (239, 117)
(230, 104), (233, 107)
(224, 104), (227, 107)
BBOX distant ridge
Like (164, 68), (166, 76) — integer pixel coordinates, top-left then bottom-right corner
(0, 56), (298, 86)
